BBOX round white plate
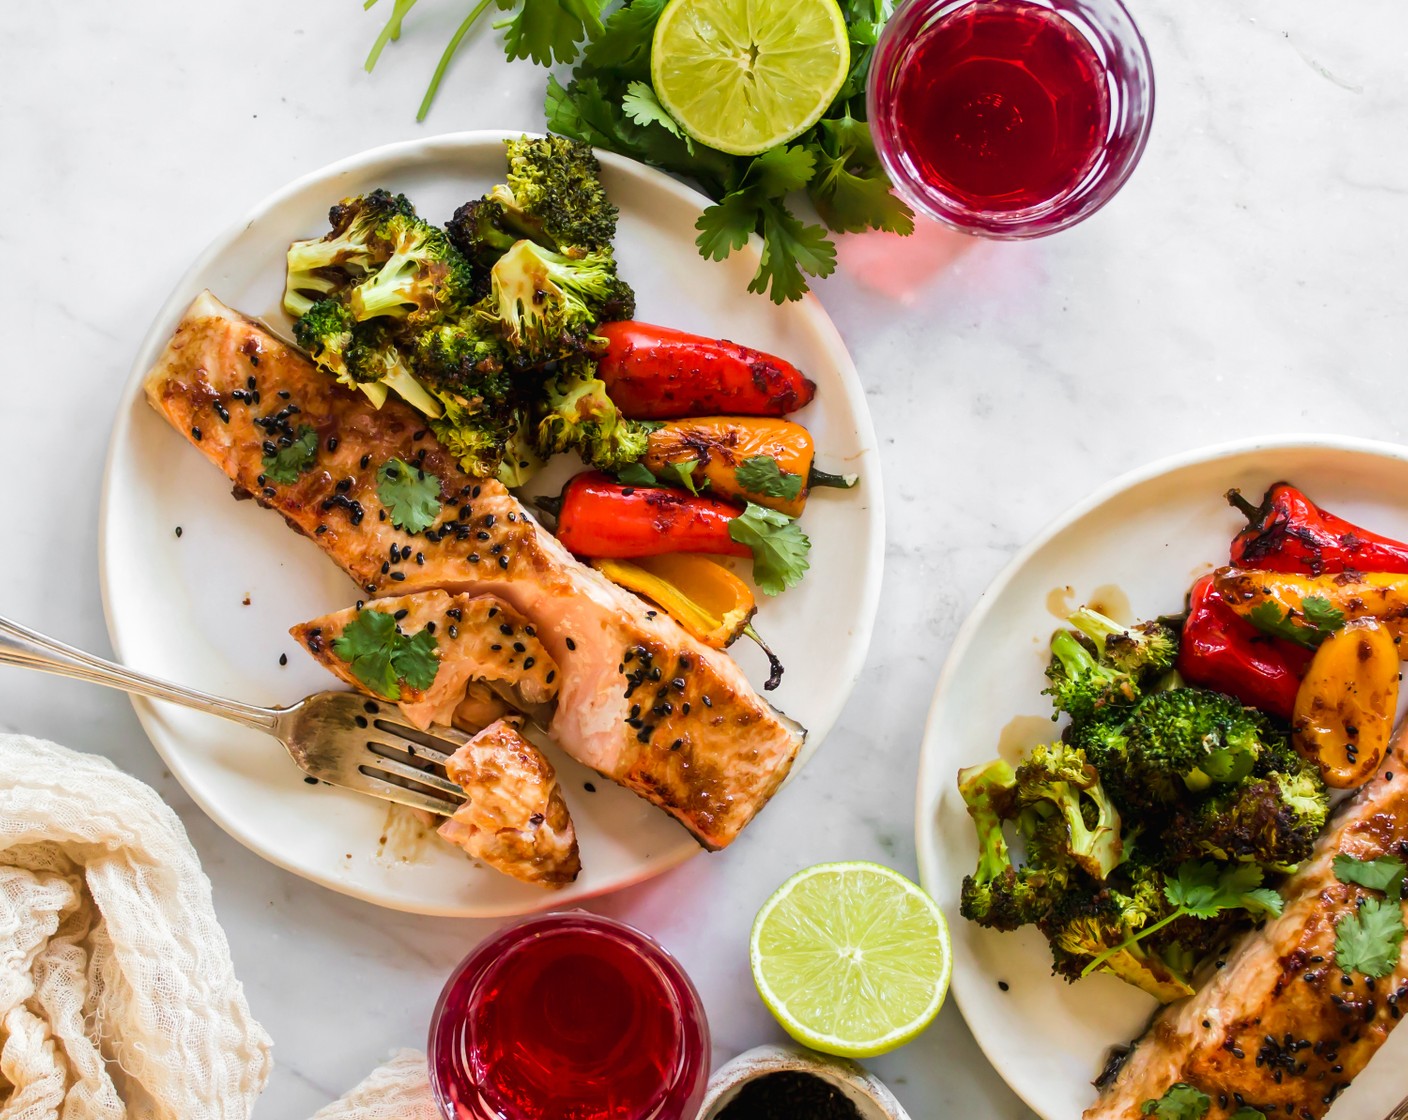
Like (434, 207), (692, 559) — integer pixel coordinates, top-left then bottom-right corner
(915, 435), (1408, 1120)
(100, 131), (883, 917)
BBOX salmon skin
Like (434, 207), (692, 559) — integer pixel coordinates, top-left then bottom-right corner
(1087, 720), (1408, 1119)
(143, 292), (806, 850)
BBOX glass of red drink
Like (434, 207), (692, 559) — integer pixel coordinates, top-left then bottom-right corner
(868, 0), (1154, 238)
(427, 911), (710, 1120)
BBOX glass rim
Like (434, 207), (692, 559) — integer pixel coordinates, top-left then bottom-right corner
(867, 0), (1156, 240)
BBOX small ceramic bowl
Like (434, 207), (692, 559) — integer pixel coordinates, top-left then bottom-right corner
(695, 1044), (911, 1120)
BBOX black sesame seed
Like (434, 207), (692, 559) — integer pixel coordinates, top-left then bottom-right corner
(191, 426), (203, 440)
(498, 555), (509, 569)
(174, 526), (183, 538)
(670, 738), (684, 751)
(584, 781), (596, 792)
(327, 436), (339, 453)
(566, 637), (577, 650)
(448, 625), (458, 639)
(523, 656), (536, 669)
(997, 980), (1010, 992)
(304, 775), (318, 785)
(391, 572), (406, 581)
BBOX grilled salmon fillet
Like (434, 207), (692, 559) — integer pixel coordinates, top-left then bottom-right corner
(438, 718), (580, 888)
(1087, 722), (1408, 1119)
(289, 592), (558, 731)
(144, 292), (806, 849)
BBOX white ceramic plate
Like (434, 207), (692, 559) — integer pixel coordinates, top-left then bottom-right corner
(915, 436), (1408, 1120)
(100, 131), (883, 917)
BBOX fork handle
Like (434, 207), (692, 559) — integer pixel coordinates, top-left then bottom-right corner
(0, 615), (280, 732)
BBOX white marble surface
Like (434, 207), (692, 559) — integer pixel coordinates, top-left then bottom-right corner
(2, 1), (1406, 1116)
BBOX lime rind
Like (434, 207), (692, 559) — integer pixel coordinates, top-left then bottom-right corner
(749, 861), (952, 1058)
(651, 0), (851, 158)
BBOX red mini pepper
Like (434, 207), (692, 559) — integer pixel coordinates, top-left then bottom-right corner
(1228, 483), (1408, 575)
(595, 321), (816, 419)
(541, 472), (751, 560)
(1176, 574), (1313, 721)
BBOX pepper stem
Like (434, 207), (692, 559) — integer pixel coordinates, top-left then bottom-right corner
(744, 625), (785, 691)
(1225, 488), (1262, 524)
(808, 466), (859, 490)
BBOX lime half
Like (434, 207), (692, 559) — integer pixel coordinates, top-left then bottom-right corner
(650, 0), (851, 157)
(750, 861), (951, 1058)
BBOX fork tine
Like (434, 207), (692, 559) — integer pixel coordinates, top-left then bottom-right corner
(361, 753), (466, 799)
(368, 718), (459, 764)
(330, 770), (464, 818)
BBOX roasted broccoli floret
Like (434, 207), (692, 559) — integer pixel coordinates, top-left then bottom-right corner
(1163, 767), (1329, 870)
(488, 240), (635, 365)
(957, 759), (1060, 931)
(1041, 866), (1195, 1002)
(346, 214), (478, 322)
(292, 298), (357, 383)
(1128, 689), (1273, 795)
(408, 320), (510, 401)
(1067, 607), (1180, 682)
(421, 390), (517, 481)
(496, 407), (546, 488)
(284, 190), (414, 316)
(1044, 630), (1140, 724)
(448, 136), (619, 269)
(533, 360), (654, 472)
(1013, 742), (1124, 880)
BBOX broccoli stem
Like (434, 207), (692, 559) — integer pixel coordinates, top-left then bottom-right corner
(1050, 629), (1096, 677)
(1068, 607), (1126, 655)
(417, 0), (496, 122)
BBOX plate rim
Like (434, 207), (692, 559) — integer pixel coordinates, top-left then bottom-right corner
(913, 431), (1408, 1117)
(98, 129), (886, 916)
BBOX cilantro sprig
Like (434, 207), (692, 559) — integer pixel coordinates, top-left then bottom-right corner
(735, 455), (803, 502)
(262, 425), (319, 485)
(331, 609), (440, 700)
(1140, 1084), (1209, 1120)
(1082, 862), (1283, 978)
(377, 458), (443, 533)
(1333, 854), (1407, 978)
(1246, 595), (1345, 648)
(728, 502), (811, 596)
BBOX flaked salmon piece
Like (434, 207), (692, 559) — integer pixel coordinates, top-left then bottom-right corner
(1087, 721), (1408, 1120)
(289, 592), (557, 731)
(144, 292), (805, 849)
(453, 681), (515, 735)
(438, 718), (580, 888)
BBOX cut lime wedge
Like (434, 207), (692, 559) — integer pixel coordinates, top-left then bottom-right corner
(750, 861), (951, 1058)
(650, 0), (851, 157)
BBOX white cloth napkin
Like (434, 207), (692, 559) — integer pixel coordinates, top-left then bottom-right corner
(310, 1051), (440, 1120)
(0, 733), (272, 1120)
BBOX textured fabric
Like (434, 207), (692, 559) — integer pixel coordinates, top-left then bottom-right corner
(311, 1051), (440, 1120)
(0, 734), (272, 1120)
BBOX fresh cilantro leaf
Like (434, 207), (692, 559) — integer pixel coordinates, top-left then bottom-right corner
(1140, 1084), (1210, 1120)
(696, 193), (761, 260)
(833, 0), (890, 103)
(622, 80), (688, 148)
(377, 457), (442, 533)
(1164, 861), (1284, 920)
(751, 199), (838, 304)
(736, 455), (803, 501)
(1303, 595), (1347, 634)
(749, 144), (818, 196)
(1247, 601), (1321, 648)
(331, 609), (440, 701)
(728, 502), (811, 595)
(262, 425), (319, 485)
(494, 0), (605, 67)
(809, 115), (915, 235)
(1230, 1110), (1266, 1120)
(545, 73), (618, 148)
(657, 458), (705, 495)
(1335, 854), (1408, 902)
(1334, 896), (1406, 978)
(581, 0), (666, 79)
(615, 462), (660, 488)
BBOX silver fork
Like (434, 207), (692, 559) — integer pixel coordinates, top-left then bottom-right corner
(0, 615), (469, 817)
(1386, 1094), (1408, 1120)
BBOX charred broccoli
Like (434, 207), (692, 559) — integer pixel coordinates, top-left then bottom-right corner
(1013, 742), (1124, 879)
(1045, 629), (1140, 725)
(1067, 607), (1179, 681)
(957, 760), (1061, 931)
(346, 214), (477, 322)
(447, 135), (619, 269)
(533, 360), (655, 472)
(1163, 766), (1329, 870)
(489, 240), (635, 364)
(284, 190), (414, 316)
(292, 299), (357, 384)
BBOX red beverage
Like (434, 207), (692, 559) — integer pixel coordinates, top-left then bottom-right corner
(869, 0), (1154, 238)
(894, 2), (1108, 211)
(428, 913), (709, 1120)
